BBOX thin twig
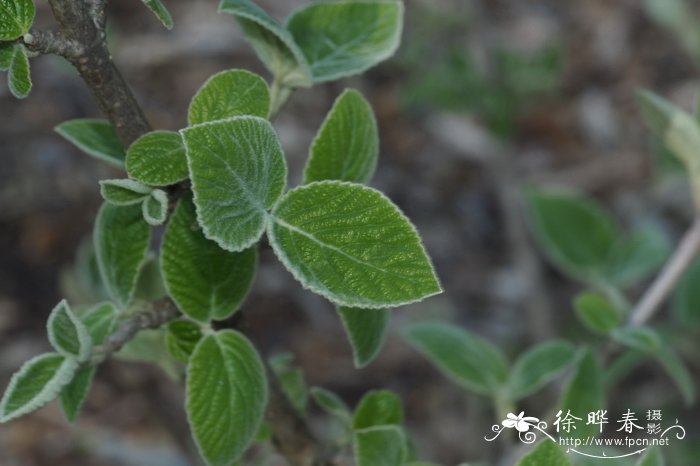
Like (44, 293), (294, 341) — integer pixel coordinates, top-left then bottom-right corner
(628, 218), (700, 326)
(22, 28), (84, 58)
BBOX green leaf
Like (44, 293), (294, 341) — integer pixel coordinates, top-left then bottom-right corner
(94, 203), (151, 309)
(286, 0), (403, 83)
(654, 343), (695, 405)
(560, 349), (605, 438)
(132, 255), (167, 302)
(611, 327), (661, 353)
(0, 353), (79, 422)
(46, 299), (92, 362)
(268, 181), (441, 308)
(673, 257), (700, 325)
(218, 0), (312, 87)
(188, 69), (270, 125)
(55, 119), (127, 167)
(304, 89), (379, 184)
(269, 353), (307, 412)
(181, 116), (287, 252)
(187, 330), (268, 466)
(8, 43), (31, 98)
(508, 340), (576, 400)
(165, 319), (203, 363)
(0, 0), (35, 40)
(574, 292), (622, 334)
(142, 189), (169, 226)
(116, 329), (179, 379)
(354, 425), (406, 466)
(311, 386), (352, 425)
(0, 43), (13, 70)
(99, 179), (153, 206)
(604, 226), (669, 286)
(337, 306), (389, 368)
(161, 195), (257, 322)
(404, 322), (508, 396)
(516, 441), (570, 466)
(60, 301), (120, 421)
(142, 0), (173, 29)
(636, 447), (664, 466)
(126, 131), (188, 186)
(353, 390), (402, 429)
(526, 189), (617, 281)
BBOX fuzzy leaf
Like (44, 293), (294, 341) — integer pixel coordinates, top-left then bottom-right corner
(187, 330), (267, 466)
(574, 292), (622, 334)
(527, 189), (617, 281)
(311, 386), (352, 424)
(0, 353), (79, 422)
(0, 0), (35, 40)
(142, 189), (168, 226)
(142, 0), (173, 29)
(673, 257), (700, 325)
(188, 69), (270, 125)
(286, 0), (403, 83)
(516, 441), (570, 466)
(269, 181), (441, 308)
(162, 195), (257, 322)
(304, 89), (378, 184)
(132, 255), (167, 302)
(508, 340), (576, 400)
(165, 320), (203, 363)
(99, 179), (153, 206)
(181, 116), (286, 252)
(354, 425), (406, 466)
(654, 344), (695, 405)
(218, 0), (312, 87)
(126, 131), (188, 186)
(338, 306), (389, 368)
(46, 299), (92, 362)
(269, 353), (307, 412)
(604, 226), (669, 286)
(55, 119), (126, 167)
(353, 390), (402, 429)
(8, 43), (31, 98)
(611, 327), (661, 353)
(404, 322), (508, 396)
(94, 203), (151, 308)
(0, 43), (13, 70)
(560, 349), (605, 439)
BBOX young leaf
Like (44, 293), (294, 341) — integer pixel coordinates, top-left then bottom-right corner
(94, 203), (151, 309)
(604, 226), (669, 286)
(673, 257), (700, 325)
(269, 353), (308, 412)
(268, 181), (441, 308)
(186, 330), (267, 466)
(99, 179), (153, 206)
(560, 349), (605, 438)
(132, 255), (167, 302)
(337, 306), (390, 368)
(654, 344), (695, 405)
(0, 0), (35, 40)
(55, 119), (127, 167)
(636, 447), (664, 466)
(0, 353), (79, 422)
(126, 131), (188, 186)
(574, 292), (622, 334)
(188, 69), (270, 125)
(354, 425), (407, 466)
(161, 195), (257, 322)
(181, 116), (287, 252)
(142, 0), (173, 29)
(165, 319), (203, 363)
(508, 340), (576, 400)
(311, 386), (352, 425)
(404, 322), (508, 396)
(526, 189), (617, 281)
(611, 327), (661, 353)
(8, 43), (31, 98)
(353, 390), (403, 429)
(218, 0), (312, 87)
(46, 299), (92, 362)
(304, 89), (379, 184)
(286, 0), (404, 83)
(516, 441), (570, 466)
(0, 43), (13, 70)
(142, 189), (168, 226)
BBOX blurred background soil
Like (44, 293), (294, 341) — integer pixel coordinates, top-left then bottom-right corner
(1, 0), (699, 465)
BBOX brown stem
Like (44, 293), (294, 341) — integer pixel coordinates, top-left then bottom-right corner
(47, 0), (150, 147)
